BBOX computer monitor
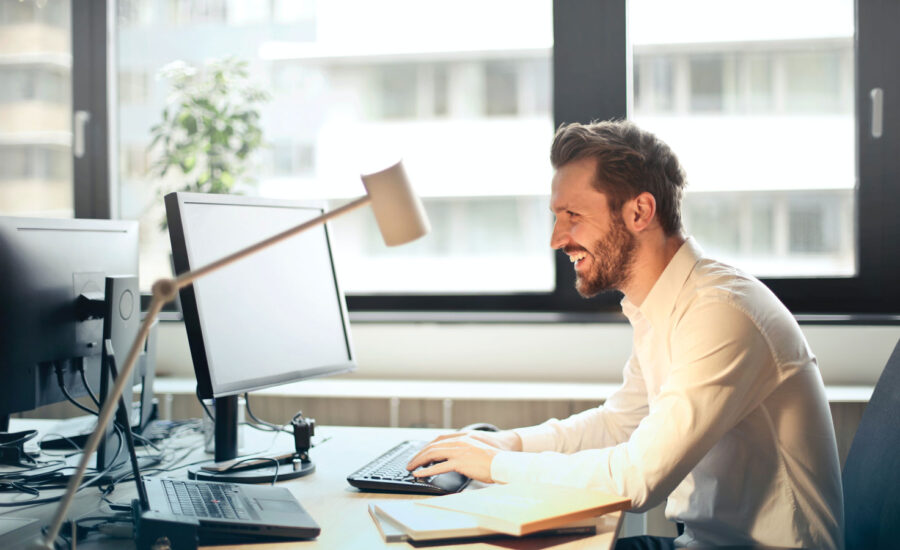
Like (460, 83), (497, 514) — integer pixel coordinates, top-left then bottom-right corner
(165, 192), (356, 481)
(0, 216), (142, 467)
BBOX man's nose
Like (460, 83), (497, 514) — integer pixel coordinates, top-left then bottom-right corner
(550, 221), (567, 250)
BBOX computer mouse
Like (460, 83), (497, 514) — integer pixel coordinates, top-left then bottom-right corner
(460, 422), (500, 432)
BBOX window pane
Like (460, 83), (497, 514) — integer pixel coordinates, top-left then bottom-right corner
(0, 0), (73, 217)
(115, 0), (554, 293)
(630, 0), (855, 277)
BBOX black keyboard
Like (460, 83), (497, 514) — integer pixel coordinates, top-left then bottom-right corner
(347, 440), (470, 495)
(162, 479), (250, 520)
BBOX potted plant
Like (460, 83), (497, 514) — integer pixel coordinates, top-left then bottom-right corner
(149, 57), (270, 226)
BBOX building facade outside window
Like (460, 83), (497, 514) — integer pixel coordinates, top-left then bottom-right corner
(630, 0), (855, 278)
(0, 0), (72, 217)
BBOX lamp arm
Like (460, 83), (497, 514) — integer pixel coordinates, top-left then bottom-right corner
(176, 195), (371, 287)
(37, 195), (372, 549)
(39, 295), (166, 548)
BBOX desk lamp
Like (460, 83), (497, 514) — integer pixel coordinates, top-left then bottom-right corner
(34, 160), (430, 549)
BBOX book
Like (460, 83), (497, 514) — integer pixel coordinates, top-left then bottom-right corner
(371, 499), (599, 542)
(372, 500), (493, 541)
(417, 482), (631, 536)
(367, 503), (410, 542)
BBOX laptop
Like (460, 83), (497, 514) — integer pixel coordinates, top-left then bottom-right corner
(140, 476), (320, 544)
(104, 345), (320, 544)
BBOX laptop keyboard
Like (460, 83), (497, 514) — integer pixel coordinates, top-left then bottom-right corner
(162, 479), (250, 520)
(347, 440), (470, 495)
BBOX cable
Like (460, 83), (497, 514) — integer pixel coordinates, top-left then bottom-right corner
(0, 425), (125, 507)
(77, 360), (161, 452)
(220, 456), (280, 485)
(56, 366), (161, 453)
(77, 361), (102, 410)
(55, 364), (99, 417)
(56, 512), (134, 547)
(242, 421), (291, 434)
(196, 387), (215, 422)
(129, 430), (161, 452)
(244, 393), (283, 432)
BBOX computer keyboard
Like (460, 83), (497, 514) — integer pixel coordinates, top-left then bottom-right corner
(347, 440), (470, 495)
(162, 479), (250, 519)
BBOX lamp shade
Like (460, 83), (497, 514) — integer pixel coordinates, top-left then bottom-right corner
(361, 160), (431, 246)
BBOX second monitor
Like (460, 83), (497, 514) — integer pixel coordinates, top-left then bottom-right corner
(165, 192), (356, 482)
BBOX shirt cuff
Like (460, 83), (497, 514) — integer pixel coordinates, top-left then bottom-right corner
(514, 420), (560, 453)
(490, 450), (539, 484)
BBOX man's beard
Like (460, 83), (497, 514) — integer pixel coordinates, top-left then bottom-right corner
(572, 214), (636, 298)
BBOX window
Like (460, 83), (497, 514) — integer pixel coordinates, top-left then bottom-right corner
(118, 71), (149, 104)
(689, 55), (725, 112)
(113, 0), (555, 295)
(0, 0), (72, 218)
(59, 0), (899, 316)
(554, 0), (899, 314)
(0, 67), (69, 105)
(377, 64), (418, 119)
(630, 0), (855, 278)
(120, 144), (149, 180)
(265, 141), (315, 176)
(485, 61), (519, 116)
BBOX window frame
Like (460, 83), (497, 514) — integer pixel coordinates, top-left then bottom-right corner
(73, 0), (113, 220)
(353, 0), (899, 317)
(81, 0), (899, 318)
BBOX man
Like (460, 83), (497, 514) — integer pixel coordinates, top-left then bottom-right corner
(407, 120), (844, 549)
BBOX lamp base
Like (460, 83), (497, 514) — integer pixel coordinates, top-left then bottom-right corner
(187, 459), (314, 484)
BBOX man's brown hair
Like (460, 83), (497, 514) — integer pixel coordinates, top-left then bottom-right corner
(550, 120), (687, 236)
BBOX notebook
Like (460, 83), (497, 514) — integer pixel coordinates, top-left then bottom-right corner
(371, 499), (599, 542)
(418, 482), (631, 536)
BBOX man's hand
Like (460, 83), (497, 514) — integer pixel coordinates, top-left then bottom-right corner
(405, 430), (522, 483)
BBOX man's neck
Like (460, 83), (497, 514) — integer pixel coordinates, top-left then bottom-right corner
(622, 233), (686, 307)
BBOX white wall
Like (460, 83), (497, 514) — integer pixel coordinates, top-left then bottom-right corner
(156, 321), (899, 386)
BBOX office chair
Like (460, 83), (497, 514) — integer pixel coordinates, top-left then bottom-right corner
(841, 337), (900, 550)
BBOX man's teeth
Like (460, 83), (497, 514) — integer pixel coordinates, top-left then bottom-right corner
(569, 252), (587, 263)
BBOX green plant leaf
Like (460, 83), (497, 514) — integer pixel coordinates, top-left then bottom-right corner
(149, 56), (269, 225)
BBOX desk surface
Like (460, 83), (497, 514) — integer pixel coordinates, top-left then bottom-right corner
(2, 421), (621, 549)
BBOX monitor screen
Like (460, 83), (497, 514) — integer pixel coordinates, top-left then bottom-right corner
(166, 193), (355, 398)
(0, 216), (139, 416)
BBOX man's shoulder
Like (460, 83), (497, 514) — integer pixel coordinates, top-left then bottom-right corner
(683, 256), (779, 309)
(674, 256), (810, 366)
(672, 256), (801, 336)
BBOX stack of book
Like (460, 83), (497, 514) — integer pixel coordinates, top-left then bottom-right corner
(368, 482), (631, 543)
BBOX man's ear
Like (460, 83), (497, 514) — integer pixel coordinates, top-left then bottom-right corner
(624, 192), (656, 232)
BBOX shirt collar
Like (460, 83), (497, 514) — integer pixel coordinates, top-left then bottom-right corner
(621, 237), (704, 329)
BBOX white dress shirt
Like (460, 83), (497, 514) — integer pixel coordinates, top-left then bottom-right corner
(491, 238), (844, 549)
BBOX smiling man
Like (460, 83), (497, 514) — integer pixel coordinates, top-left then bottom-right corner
(407, 120), (844, 549)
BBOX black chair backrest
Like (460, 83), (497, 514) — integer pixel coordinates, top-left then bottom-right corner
(842, 338), (900, 550)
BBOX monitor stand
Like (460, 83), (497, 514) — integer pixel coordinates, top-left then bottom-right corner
(187, 395), (315, 484)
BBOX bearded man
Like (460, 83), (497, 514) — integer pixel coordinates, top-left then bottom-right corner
(407, 120), (844, 549)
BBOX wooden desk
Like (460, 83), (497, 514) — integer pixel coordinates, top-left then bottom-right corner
(1, 421), (621, 549)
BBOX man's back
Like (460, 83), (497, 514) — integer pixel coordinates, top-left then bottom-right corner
(660, 246), (844, 548)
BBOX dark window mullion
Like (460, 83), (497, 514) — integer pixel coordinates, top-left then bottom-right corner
(856, 0), (900, 313)
(549, 0), (628, 312)
(72, 0), (111, 219)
